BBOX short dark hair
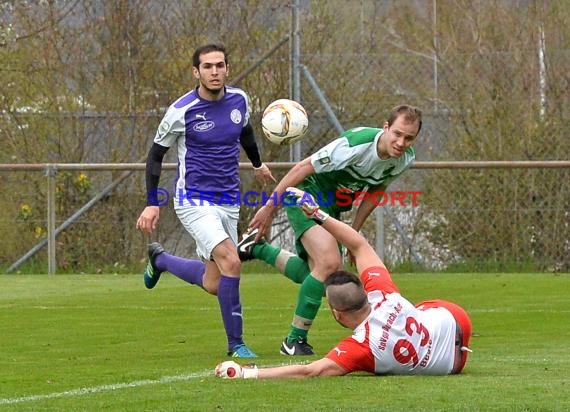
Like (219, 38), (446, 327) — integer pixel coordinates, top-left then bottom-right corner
(192, 43), (228, 68)
(324, 270), (361, 288)
(325, 270), (368, 312)
(387, 104), (423, 135)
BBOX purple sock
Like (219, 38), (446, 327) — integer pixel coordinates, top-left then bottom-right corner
(155, 252), (205, 288)
(217, 275), (244, 351)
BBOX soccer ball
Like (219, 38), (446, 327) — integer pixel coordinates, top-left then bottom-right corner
(261, 99), (309, 145)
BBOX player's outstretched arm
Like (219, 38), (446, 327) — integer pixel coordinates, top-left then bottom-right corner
(215, 358), (346, 379)
(286, 187), (385, 273)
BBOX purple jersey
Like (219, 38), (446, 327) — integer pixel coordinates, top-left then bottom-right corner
(153, 86), (250, 205)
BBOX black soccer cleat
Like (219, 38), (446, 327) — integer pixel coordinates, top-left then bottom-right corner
(279, 337), (315, 356)
(237, 228), (260, 262)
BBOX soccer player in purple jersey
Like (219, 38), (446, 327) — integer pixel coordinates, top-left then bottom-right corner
(136, 43), (275, 358)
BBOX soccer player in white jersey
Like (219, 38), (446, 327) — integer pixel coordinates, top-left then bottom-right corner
(215, 188), (472, 379)
(238, 105), (422, 355)
(136, 43), (275, 358)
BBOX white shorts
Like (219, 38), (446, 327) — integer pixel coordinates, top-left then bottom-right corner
(174, 201), (239, 260)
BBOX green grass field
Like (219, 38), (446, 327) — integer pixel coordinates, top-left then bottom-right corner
(1, 266), (568, 411)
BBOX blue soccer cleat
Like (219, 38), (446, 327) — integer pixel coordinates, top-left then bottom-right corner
(144, 242), (164, 289)
(228, 344), (258, 358)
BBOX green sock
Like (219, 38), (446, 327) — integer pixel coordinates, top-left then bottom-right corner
(253, 243), (310, 284)
(283, 256), (310, 284)
(288, 274), (324, 342)
(252, 242), (280, 265)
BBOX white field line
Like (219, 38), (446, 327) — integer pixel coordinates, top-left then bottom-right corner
(0, 370), (211, 406)
(0, 361), (305, 406)
(467, 308), (570, 313)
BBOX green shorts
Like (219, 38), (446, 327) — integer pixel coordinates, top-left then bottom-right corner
(284, 204), (342, 262)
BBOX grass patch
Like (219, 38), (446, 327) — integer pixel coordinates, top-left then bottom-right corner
(0, 272), (568, 411)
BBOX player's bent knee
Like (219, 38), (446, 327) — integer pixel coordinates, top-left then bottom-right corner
(212, 252), (241, 275)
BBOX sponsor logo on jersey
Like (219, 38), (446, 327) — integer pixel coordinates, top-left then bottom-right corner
(158, 121), (170, 136)
(317, 150), (331, 165)
(195, 112), (207, 120)
(230, 109), (242, 124)
(193, 121), (215, 132)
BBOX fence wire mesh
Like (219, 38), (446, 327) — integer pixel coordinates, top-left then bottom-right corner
(1, 165), (568, 273)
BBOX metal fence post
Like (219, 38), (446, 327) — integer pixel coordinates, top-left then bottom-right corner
(45, 164), (57, 274)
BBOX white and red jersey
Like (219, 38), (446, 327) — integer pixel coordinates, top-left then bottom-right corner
(325, 266), (458, 375)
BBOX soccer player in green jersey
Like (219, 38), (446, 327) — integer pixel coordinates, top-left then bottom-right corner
(238, 104), (422, 355)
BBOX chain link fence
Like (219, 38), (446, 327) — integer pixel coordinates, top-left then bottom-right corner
(1, 162), (568, 273)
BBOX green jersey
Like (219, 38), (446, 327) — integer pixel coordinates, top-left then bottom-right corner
(302, 127), (415, 214)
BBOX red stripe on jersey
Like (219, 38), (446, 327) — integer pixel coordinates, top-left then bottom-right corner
(361, 266), (399, 294)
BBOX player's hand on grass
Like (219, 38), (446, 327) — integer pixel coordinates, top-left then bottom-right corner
(214, 361), (258, 379)
(286, 187), (329, 224)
